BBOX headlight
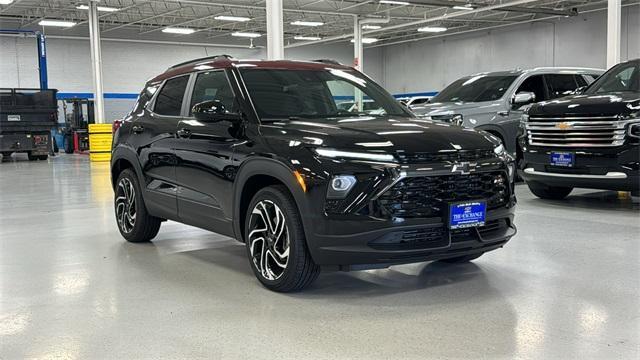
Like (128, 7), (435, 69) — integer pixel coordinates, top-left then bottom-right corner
(493, 143), (505, 156)
(327, 175), (357, 199)
(628, 121), (640, 139)
(314, 148), (395, 162)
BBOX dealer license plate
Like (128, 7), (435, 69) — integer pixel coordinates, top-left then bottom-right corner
(449, 201), (486, 229)
(550, 152), (574, 167)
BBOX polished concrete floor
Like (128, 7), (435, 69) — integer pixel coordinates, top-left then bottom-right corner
(1, 153), (639, 359)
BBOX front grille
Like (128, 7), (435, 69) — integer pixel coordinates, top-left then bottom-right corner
(369, 227), (447, 250)
(526, 115), (628, 147)
(397, 149), (494, 164)
(377, 171), (509, 219)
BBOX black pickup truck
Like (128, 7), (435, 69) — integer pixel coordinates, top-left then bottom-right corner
(519, 59), (639, 199)
(0, 88), (58, 161)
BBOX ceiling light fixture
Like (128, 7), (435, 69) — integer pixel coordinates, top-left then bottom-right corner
(379, 0), (410, 5)
(232, 32), (262, 38)
(162, 27), (196, 34)
(76, 4), (120, 12)
(294, 36), (322, 41)
(0, 0), (15, 4)
(417, 26), (448, 33)
(452, 5), (475, 10)
(290, 20), (324, 27)
(350, 38), (379, 44)
(38, 20), (77, 27)
(214, 15), (251, 22)
(362, 25), (382, 30)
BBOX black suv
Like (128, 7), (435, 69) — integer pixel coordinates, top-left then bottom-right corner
(111, 56), (517, 292)
(519, 59), (640, 199)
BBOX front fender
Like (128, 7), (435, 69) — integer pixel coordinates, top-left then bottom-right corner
(111, 144), (145, 189)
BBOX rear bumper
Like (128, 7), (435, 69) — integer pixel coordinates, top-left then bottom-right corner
(0, 133), (49, 154)
(519, 141), (640, 192)
(308, 206), (516, 268)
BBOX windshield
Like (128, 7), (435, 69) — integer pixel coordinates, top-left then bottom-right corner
(432, 75), (518, 103)
(239, 68), (411, 119)
(585, 61), (639, 94)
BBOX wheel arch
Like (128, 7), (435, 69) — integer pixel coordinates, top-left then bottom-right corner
(111, 146), (145, 190)
(233, 158), (309, 243)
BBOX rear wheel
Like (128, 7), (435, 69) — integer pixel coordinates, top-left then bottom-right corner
(439, 252), (484, 263)
(527, 182), (572, 200)
(245, 185), (320, 292)
(27, 152), (38, 161)
(38, 155), (48, 161)
(63, 133), (74, 154)
(1, 152), (11, 162)
(114, 169), (161, 242)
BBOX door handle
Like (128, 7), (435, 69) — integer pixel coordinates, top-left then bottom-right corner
(132, 125), (144, 134)
(177, 128), (191, 138)
(497, 111), (510, 117)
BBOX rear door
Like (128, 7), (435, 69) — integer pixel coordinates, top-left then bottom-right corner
(128, 75), (189, 219)
(173, 69), (243, 236)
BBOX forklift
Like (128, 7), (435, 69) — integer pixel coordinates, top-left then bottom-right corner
(61, 98), (94, 154)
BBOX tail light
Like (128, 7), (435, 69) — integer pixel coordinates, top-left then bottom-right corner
(112, 119), (123, 134)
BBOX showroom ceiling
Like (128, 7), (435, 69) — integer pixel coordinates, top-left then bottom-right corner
(0, 0), (637, 47)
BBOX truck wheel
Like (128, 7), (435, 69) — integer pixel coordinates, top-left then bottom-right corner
(439, 252), (484, 263)
(245, 185), (320, 292)
(38, 155), (48, 161)
(114, 169), (161, 243)
(527, 182), (572, 200)
(27, 152), (38, 161)
(1, 152), (11, 162)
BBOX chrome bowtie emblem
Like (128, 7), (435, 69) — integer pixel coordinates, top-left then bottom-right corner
(556, 122), (572, 130)
(452, 161), (475, 175)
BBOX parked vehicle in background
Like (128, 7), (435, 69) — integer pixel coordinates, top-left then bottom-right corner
(411, 68), (604, 165)
(398, 95), (433, 109)
(0, 88), (58, 161)
(519, 59), (639, 199)
(111, 56), (517, 292)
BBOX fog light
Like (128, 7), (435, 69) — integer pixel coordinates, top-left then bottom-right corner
(327, 175), (356, 199)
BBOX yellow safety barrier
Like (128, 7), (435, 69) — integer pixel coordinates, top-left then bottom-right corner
(88, 124), (113, 162)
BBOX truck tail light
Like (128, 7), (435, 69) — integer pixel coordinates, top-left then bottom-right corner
(112, 119), (123, 134)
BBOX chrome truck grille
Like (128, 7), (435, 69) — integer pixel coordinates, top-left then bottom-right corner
(526, 115), (629, 147)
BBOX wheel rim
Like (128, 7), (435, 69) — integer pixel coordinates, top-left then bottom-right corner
(115, 178), (137, 234)
(248, 200), (290, 281)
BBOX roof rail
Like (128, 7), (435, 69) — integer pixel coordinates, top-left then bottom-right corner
(167, 55), (234, 71)
(311, 59), (342, 65)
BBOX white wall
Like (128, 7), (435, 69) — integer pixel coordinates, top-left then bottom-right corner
(380, 6), (640, 94)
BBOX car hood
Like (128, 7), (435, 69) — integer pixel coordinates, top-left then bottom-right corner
(529, 92), (640, 117)
(260, 116), (498, 154)
(412, 100), (504, 117)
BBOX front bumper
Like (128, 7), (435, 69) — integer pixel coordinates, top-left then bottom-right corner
(519, 141), (640, 192)
(300, 158), (517, 268)
(309, 206), (516, 268)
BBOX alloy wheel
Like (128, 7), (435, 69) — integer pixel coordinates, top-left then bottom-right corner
(116, 178), (137, 234)
(248, 200), (290, 280)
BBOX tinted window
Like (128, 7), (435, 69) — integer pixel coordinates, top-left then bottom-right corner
(240, 69), (409, 119)
(546, 74), (579, 99)
(587, 62), (639, 94)
(516, 75), (546, 102)
(154, 75), (189, 116)
(433, 75), (518, 103)
(411, 98), (429, 105)
(189, 71), (235, 115)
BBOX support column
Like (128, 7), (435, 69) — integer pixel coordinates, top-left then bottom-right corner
(88, 0), (105, 124)
(607, 0), (621, 68)
(265, 0), (284, 60)
(36, 32), (48, 90)
(353, 17), (363, 111)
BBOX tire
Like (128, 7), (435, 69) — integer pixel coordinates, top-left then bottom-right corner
(245, 185), (320, 292)
(1, 152), (11, 162)
(439, 252), (484, 264)
(27, 152), (38, 161)
(38, 155), (48, 161)
(527, 182), (573, 200)
(114, 168), (161, 243)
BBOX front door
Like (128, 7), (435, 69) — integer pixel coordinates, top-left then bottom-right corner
(174, 69), (243, 236)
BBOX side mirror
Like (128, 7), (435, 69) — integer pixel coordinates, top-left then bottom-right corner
(573, 86), (587, 95)
(513, 92), (536, 106)
(192, 100), (240, 123)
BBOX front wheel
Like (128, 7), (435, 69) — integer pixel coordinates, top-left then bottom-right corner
(245, 185), (320, 292)
(527, 182), (572, 200)
(114, 169), (161, 242)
